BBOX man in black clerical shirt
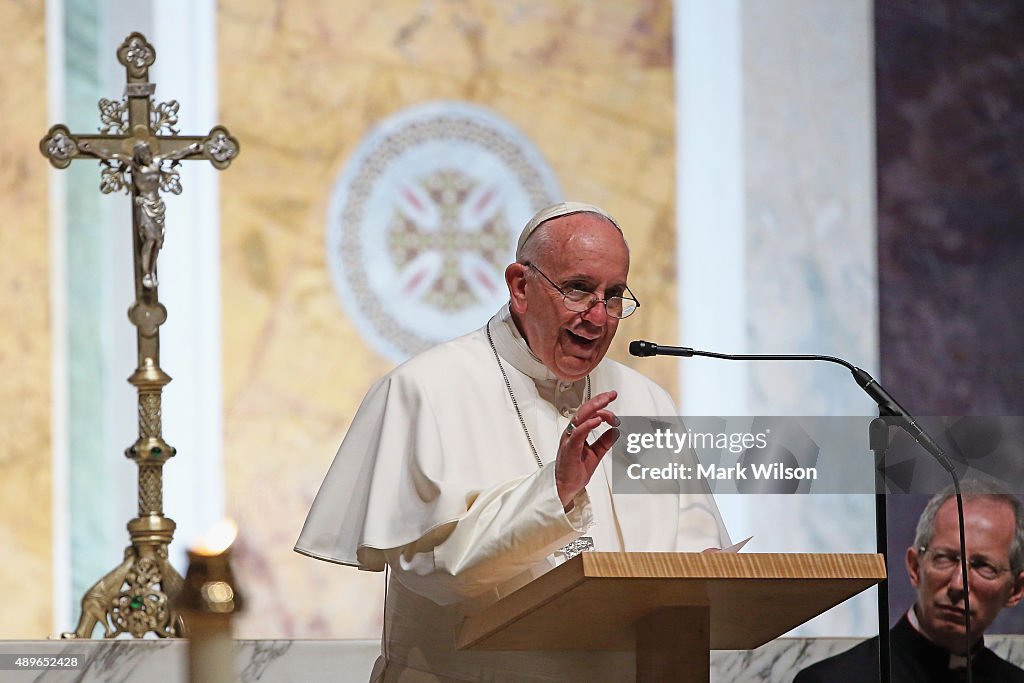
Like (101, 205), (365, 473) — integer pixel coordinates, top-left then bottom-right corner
(796, 481), (1024, 682)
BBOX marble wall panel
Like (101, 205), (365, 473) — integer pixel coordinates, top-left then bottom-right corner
(0, 1), (52, 637)
(743, 0), (877, 416)
(876, 0), (1024, 633)
(876, 2), (1024, 413)
(736, 0), (878, 637)
(218, 0), (679, 638)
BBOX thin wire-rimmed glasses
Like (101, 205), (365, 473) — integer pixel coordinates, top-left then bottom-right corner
(919, 546), (1013, 581)
(524, 263), (640, 319)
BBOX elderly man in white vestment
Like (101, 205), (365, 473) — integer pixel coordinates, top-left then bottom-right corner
(296, 202), (731, 682)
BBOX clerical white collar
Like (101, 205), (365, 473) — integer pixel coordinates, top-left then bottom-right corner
(489, 303), (591, 389)
(489, 304), (590, 414)
(907, 604), (923, 633)
(489, 304), (556, 381)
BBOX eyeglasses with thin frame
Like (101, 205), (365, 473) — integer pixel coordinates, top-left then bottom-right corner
(919, 545), (1013, 581)
(524, 262), (640, 319)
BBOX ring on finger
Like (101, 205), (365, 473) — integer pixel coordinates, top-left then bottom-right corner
(564, 421), (576, 436)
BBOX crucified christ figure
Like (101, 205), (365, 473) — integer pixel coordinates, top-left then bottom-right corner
(79, 139), (201, 289)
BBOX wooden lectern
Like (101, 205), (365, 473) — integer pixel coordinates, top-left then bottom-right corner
(458, 552), (886, 683)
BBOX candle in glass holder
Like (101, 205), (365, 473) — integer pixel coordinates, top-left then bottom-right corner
(178, 519), (243, 683)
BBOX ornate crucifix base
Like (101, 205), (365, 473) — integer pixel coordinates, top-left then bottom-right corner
(65, 518), (184, 639)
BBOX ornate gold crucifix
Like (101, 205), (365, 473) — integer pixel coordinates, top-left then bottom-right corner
(39, 32), (239, 639)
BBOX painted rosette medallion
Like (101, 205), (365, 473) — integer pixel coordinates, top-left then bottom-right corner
(327, 101), (561, 361)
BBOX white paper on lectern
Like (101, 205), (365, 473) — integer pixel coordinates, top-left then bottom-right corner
(721, 535), (753, 553)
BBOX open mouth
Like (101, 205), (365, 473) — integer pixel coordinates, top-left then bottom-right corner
(566, 330), (599, 347)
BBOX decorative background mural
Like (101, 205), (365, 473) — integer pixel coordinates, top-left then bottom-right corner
(325, 101), (561, 361)
(0, 0), (51, 638)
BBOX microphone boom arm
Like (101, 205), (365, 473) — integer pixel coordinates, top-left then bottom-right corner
(628, 340), (955, 473)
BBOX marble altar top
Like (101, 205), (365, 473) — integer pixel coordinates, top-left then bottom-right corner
(3, 635), (1024, 682)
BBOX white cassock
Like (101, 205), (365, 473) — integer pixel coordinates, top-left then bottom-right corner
(296, 305), (730, 682)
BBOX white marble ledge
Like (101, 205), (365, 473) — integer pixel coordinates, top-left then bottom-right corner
(2, 636), (1024, 682)
(0, 639), (377, 683)
(717, 636), (1024, 683)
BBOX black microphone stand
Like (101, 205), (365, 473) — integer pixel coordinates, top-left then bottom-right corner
(629, 340), (974, 683)
(870, 416), (893, 682)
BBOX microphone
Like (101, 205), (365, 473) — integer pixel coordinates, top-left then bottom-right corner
(848, 367), (952, 471)
(629, 340), (689, 357)
(629, 339), (955, 473)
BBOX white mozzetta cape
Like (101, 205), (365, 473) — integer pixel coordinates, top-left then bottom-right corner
(296, 306), (730, 681)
